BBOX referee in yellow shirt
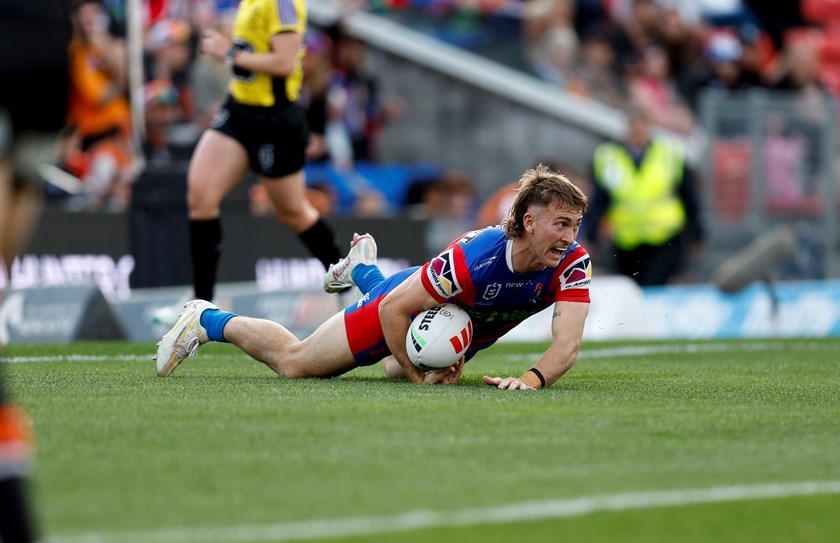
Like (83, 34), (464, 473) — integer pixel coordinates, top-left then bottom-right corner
(187, 0), (344, 303)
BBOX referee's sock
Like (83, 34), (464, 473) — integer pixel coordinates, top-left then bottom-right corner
(190, 218), (223, 302)
(298, 218), (342, 270)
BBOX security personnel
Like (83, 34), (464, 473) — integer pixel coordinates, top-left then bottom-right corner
(586, 106), (704, 285)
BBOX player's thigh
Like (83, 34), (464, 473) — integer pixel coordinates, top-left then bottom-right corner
(289, 312), (358, 378)
(187, 130), (249, 217)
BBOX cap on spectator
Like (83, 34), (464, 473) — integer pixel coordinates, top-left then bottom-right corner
(147, 18), (191, 51)
(705, 31), (742, 63)
(144, 80), (179, 110)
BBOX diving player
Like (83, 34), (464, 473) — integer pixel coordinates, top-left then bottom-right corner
(155, 165), (591, 390)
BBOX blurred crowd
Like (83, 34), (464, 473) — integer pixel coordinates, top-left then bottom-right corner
(49, 0), (838, 236)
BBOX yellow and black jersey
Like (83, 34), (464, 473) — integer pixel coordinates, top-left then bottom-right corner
(229, 0), (306, 107)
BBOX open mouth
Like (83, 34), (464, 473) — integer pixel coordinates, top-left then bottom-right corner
(549, 246), (569, 259)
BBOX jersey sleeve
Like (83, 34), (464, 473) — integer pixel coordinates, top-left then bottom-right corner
(420, 243), (475, 304)
(269, 0), (306, 35)
(552, 246), (592, 303)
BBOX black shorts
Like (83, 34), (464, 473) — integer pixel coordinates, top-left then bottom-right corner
(209, 95), (308, 178)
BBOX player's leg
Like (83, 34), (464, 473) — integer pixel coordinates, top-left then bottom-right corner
(223, 311), (358, 378)
(154, 300), (359, 378)
(260, 169), (342, 273)
(186, 129), (249, 301)
(323, 233), (382, 294)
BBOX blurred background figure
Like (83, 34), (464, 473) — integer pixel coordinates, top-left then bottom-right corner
(325, 24), (402, 167)
(585, 105), (704, 285)
(141, 80), (180, 165)
(1, 0), (72, 540)
(66, 0), (134, 212)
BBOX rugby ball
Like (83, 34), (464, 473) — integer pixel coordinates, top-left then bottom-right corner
(405, 303), (473, 371)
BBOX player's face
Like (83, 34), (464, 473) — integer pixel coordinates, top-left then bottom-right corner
(526, 203), (582, 268)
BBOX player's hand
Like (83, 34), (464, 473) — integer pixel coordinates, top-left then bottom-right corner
(424, 358), (465, 385)
(482, 375), (536, 391)
(201, 28), (231, 61)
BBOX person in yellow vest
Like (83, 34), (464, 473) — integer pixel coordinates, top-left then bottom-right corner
(177, 0), (345, 316)
(585, 106), (704, 285)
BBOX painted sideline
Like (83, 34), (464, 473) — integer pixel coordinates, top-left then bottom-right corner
(50, 480), (840, 543)
(3, 341), (835, 365)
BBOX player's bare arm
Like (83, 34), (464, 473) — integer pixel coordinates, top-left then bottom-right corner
(201, 29), (302, 77)
(378, 270), (459, 385)
(483, 300), (589, 390)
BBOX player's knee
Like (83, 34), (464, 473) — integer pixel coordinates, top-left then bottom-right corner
(382, 356), (406, 379)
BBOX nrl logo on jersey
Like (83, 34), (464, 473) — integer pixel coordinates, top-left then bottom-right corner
(482, 282), (501, 300)
(258, 145), (275, 169)
(559, 254), (591, 290)
(426, 249), (463, 298)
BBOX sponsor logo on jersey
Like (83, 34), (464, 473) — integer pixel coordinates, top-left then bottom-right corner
(356, 292), (370, 309)
(559, 254), (592, 290)
(473, 256), (496, 272)
(483, 282), (501, 300)
(427, 249), (463, 298)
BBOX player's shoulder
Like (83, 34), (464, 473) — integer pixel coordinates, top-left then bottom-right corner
(554, 243), (592, 291)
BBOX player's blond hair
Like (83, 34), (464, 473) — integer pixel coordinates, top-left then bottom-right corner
(501, 164), (588, 238)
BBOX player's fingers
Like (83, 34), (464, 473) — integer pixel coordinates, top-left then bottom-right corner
(482, 375), (501, 386)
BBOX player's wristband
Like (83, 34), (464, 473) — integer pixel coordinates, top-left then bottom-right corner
(527, 367), (546, 389)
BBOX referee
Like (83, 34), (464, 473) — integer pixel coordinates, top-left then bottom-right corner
(187, 0), (344, 304)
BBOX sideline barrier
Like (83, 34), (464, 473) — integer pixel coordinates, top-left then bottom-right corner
(501, 278), (840, 343)
(0, 285), (127, 344)
(5, 279), (840, 345)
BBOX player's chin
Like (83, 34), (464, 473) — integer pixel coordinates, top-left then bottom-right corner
(545, 248), (567, 266)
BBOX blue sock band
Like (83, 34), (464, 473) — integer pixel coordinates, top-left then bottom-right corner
(351, 264), (385, 294)
(199, 308), (237, 343)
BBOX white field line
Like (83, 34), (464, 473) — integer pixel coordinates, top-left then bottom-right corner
(50, 480), (840, 543)
(3, 340), (836, 365)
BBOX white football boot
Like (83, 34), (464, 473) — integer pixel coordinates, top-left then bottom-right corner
(323, 233), (378, 293)
(153, 300), (218, 377)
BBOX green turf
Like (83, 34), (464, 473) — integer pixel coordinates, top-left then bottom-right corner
(2, 338), (840, 542)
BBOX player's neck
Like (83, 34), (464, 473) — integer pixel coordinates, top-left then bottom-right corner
(509, 237), (545, 274)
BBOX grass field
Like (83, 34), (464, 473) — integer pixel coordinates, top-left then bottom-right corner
(3, 338), (840, 543)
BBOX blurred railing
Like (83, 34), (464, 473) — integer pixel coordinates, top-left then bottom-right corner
(698, 89), (839, 279)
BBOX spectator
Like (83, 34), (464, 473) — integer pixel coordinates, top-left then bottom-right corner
(586, 105), (703, 285)
(566, 23), (626, 107)
(327, 26), (401, 164)
(299, 27), (334, 163)
(141, 80), (180, 164)
(627, 41), (695, 134)
(66, 0), (133, 212)
(523, 0), (578, 82)
(189, 11), (234, 131)
(145, 18), (194, 121)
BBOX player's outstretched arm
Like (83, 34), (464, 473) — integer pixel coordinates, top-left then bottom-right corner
(483, 301), (589, 391)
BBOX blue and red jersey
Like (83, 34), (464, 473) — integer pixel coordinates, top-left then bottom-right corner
(344, 227), (591, 365)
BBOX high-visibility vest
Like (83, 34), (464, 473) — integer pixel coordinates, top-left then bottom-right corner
(593, 138), (687, 250)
